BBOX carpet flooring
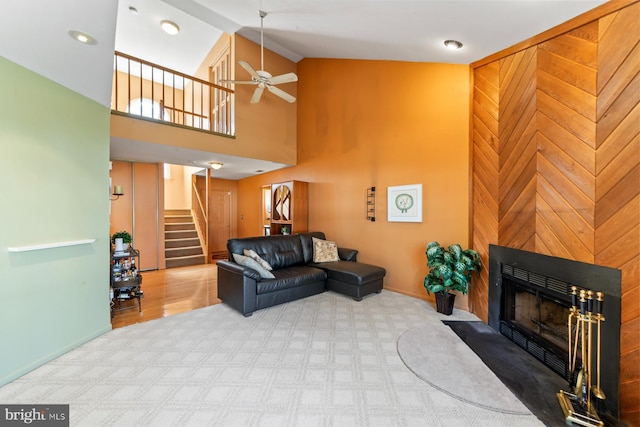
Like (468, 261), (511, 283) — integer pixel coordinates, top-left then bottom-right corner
(0, 291), (545, 426)
(397, 326), (530, 415)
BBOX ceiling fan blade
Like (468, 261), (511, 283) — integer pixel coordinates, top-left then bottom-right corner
(251, 86), (265, 104)
(219, 79), (256, 85)
(268, 72), (298, 85)
(267, 85), (296, 103)
(239, 61), (260, 80)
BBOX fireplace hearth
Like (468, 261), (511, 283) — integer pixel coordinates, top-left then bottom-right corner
(488, 245), (621, 420)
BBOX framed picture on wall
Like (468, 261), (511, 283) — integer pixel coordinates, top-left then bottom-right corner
(388, 184), (422, 222)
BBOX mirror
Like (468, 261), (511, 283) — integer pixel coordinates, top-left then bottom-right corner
(272, 185), (282, 220)
(272, 184), (292, 221)
(281, 185), (291, 220)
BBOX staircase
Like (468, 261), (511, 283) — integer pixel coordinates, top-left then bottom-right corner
(164, 209), (205, 268)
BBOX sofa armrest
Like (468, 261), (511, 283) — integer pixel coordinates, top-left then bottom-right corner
(338, 247), (358, 262)
(216, 260), (258, 316)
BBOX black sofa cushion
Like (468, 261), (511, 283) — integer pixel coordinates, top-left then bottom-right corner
(311, 260), (386, 285)
(256, 265), (327, 294)
(227, 234), (305, 270)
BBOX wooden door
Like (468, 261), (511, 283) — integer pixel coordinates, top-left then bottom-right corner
(209, 190), (230, 254)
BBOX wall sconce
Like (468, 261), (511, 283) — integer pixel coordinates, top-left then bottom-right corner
(110, 185), (124, 201)
(209, 162), (223, 170)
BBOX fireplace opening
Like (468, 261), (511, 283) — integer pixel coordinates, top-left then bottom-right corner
(488, 245), (621, 420)
(499, 270), (576, 380)
(508, 283), (568, 351)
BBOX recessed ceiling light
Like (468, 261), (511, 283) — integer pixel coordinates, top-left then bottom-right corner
(161, 20), (180, 35)
(69, 30), (97, 45)
(444, 39), (463, 50)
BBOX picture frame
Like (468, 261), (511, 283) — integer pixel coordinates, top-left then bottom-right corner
(388, 184), (422, 222)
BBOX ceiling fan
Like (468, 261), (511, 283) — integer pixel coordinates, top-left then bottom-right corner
(221, 11), (298, 104)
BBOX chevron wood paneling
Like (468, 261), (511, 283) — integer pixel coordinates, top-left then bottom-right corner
(595, 4), (640, 425)
(470, 62), (499, 320)
(536, 25), (599, 259)
(471, 2), (640, 424)
(498, 47), (537, 251)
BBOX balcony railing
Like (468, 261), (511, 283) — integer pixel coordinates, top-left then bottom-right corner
(111, 51), (234, 137)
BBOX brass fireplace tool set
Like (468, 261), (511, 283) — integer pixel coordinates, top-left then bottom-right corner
(557, 286), (606, 426)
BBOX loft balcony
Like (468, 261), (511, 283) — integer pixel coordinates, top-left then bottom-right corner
(111, 51), (234, 137)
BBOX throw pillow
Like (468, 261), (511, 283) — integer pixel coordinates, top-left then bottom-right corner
(243, 249), (273, 271)
(312, 237), (339, 263)
(232, 253), (275, 279)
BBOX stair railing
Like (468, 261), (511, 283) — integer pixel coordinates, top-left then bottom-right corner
(192, 181), (208, 263)
(112, 51), (234, 137)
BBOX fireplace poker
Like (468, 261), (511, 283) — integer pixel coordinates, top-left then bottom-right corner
(569, 286), (579, 377)
(575, 289), (588, 400)
(586, 290), (594, 410)
(592, 292), (606, 406)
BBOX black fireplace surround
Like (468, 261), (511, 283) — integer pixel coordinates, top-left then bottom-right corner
(488, 245), (622, 419)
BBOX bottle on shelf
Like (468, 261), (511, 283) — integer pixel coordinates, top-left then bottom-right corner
(130, 258), (137, 278)
(113, 260), (121, 282)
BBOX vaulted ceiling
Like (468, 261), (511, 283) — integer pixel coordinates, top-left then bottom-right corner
(1, 0), (608, 178)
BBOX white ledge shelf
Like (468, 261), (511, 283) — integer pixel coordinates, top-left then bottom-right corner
(8, 239), (96, 253)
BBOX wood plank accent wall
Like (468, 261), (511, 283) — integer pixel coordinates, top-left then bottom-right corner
(470, 2), (639, 424)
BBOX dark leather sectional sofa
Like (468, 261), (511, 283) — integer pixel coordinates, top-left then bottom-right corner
(217, 232), (386, 316)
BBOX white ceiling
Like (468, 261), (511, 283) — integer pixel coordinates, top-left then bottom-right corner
(1, 0), (608, 179)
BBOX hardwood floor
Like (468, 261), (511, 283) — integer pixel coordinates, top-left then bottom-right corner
(111, 263), (221, 329)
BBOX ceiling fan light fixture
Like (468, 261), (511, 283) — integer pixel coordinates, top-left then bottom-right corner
(209, 162), (223, 170)
(444, 39), (463, 50)
(161, 20), (180, 35)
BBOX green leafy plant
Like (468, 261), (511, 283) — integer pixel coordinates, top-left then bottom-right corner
(424, 241), (482, 295)
(111, 231), (132, 245)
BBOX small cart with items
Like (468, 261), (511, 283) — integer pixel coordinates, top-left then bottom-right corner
(110, 247), (142, 317)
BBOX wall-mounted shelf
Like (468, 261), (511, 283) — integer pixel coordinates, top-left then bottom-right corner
(7, 239), (96, 253)
(367, 187), (376, 222)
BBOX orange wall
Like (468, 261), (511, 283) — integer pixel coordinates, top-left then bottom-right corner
(110, 161), (133, 235)
(238, 59), (471, 303)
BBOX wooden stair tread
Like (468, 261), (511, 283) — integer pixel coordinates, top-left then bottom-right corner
(163, 211), (205, 269)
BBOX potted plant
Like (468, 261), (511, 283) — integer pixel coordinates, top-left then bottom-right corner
(111, 231), (132, 252)
(423, 241), (482, 315)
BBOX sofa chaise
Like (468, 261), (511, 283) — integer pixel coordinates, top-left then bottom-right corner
(216, 232), (386, 316)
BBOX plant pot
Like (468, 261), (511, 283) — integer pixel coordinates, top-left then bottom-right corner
(114, 238), (125, 253)
(435, 292), (456, 315)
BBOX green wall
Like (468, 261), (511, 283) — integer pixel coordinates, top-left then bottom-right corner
(0, 56), (112, 385)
